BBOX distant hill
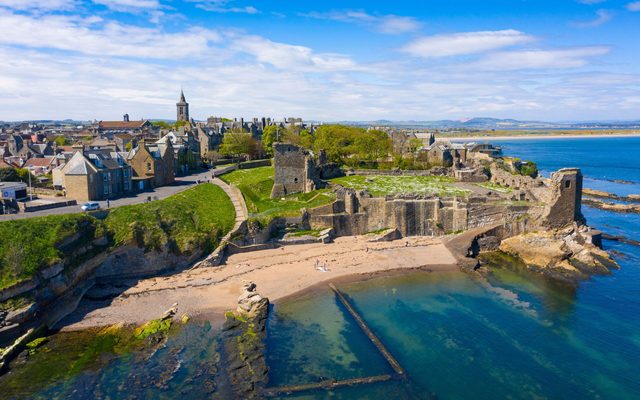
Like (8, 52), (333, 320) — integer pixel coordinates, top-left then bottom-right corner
(336, 118), (640, 130)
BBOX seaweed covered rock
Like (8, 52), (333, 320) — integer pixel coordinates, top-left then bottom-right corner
(498, 226), (619, 282)
(221, 281), (269, 399)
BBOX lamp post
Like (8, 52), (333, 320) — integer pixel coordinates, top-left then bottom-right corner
(28, 171), (33, 201)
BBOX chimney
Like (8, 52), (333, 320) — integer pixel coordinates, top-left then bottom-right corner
(123, 113), (130, 122)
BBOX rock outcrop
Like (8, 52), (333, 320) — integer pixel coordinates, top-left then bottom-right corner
(582, 198), (640, 214)
(499, 225), (619, 282)
(221, 281), (269, 399)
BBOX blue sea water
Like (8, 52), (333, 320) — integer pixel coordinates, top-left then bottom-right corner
(266, 137), (640, 399)
(1, 137), (638, 399)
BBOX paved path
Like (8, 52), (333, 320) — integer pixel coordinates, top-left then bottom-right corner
(0, 165), (239, 221)
(211, 177), (248, 232)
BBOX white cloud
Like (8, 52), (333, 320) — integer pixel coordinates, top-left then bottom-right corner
(0, 9), (220, 59)
(626, 1), (640, 11)
(0, 5), (634, 122)
(0, 0), (76, 11)
(92, 0), (160, 11)
(303, 10), (421, 34)
(472, 47), (610, 70)
(187, 0), (258, 14)
(401, 30), (534, 58)
(230, 34), (358, 71)
(572, 9), (613, 27)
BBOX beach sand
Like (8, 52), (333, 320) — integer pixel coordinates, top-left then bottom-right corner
(60, 236), (458, 331)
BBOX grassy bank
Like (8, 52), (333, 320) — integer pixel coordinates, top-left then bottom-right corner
(0, 214), (102, 290)
(220, 166), (335, 224)
(0, 183), (235, 291)
(329, 175), (469, 197)
(106, 183), (235, 254)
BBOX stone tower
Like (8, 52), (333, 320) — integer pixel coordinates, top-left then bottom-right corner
(176, 90), (189, 122)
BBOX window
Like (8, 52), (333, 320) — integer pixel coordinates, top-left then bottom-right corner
(565, 180), (571, 189)
(294, 177), (298, 184)
(147, 162), (152, 172)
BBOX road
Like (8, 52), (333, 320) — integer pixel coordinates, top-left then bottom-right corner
(0, 165), (236, 221)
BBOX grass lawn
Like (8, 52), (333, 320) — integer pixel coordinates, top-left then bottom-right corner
(106, 183), (235, 255)
(329, 175), (470, 197)
(0, 183), (235, 291)
(220, 166), (335, 223)
(475, 182), (513, 193)
(0, 214), (101, 290)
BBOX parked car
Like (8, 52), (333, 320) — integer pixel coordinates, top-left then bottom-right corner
(81, 202), (101, 211)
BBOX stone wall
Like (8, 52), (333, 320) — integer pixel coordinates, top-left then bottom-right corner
(309, 189), (476, 237)
(270, 144), (317, 198)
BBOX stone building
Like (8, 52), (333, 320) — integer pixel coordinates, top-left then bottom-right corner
(177, 90), (189, 122)
(270, 144), (321, 198)
(54, 148), (132, 201)
(127, 139), (175, 190)
(96, 119), (154, 138)
(155, 129), (200, 174)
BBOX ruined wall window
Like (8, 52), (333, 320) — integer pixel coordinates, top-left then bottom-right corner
(565, 180), (571, 189)
(294, 178), (298, 183)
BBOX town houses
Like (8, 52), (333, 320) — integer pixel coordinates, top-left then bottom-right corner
(0, 91), (314, 205)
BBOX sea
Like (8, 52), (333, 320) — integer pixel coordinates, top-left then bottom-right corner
(1, 137), (639, 399)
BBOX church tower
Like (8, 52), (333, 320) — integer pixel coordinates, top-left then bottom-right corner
(176, 90), (189, 122)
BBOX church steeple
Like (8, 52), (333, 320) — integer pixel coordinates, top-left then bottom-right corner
(176, 90), (189, 122)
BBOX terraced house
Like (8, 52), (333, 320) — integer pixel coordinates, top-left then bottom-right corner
(53, 146), (132, 201)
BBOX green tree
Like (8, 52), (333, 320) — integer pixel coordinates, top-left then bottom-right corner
(408, 137), (423, 153)
(261, 125), (279, 156)
(219, 132), (258, 160)
(299, 129), (314, 149)
(0, 167), (19, 182)
(152, 121), (171, 129)
(53, 136), (71, 146)
(173, 120), (189, 129)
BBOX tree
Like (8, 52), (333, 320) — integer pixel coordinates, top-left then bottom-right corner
(408, 137), (423, 153)
(313, 125), (391, 166)
(299, 129), (314, 149)
(261, 125), (279, 156)
(54, 136), (71, 146)
(219, 132), (258, 160)
(173, 120), (190, 129)
(152, 121), (171, 129)
(0, 167), (33, 184)
(0, 167), (19, 182)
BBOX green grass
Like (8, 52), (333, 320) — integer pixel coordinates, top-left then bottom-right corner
(288, 229), (323, 237)
(329, 175), (470, 197)
(106, 183), (235, 255)
(221, 166), (335, 223)
(0, 214), (102, 290)
(0, 183), (235, 291)
(475, 182), (513, 193)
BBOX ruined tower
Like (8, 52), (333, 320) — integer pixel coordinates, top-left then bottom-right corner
(176, 90), (189, 122)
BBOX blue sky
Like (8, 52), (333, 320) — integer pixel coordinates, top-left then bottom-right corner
(0, 0), (638, 121)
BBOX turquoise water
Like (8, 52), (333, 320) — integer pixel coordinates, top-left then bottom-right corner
(1, 137), (638, 399)
(266, 137), (640, 399)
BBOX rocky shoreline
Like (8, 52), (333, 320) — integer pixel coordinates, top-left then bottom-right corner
(220, 282), (270, 399)
(492, 225), (619, 282)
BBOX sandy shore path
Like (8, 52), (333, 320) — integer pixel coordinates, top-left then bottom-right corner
(60, 236), (458, 331)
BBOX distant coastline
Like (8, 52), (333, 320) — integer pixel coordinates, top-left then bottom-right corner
(418, 132), (640, 141)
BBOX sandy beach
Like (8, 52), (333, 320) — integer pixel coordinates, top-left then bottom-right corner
(60, 236), (458, 331)
(417, 133), (640, 141)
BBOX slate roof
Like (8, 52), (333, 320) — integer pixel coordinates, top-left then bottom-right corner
(98, 120), (147, 130)
(63, 152), (98, 175)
